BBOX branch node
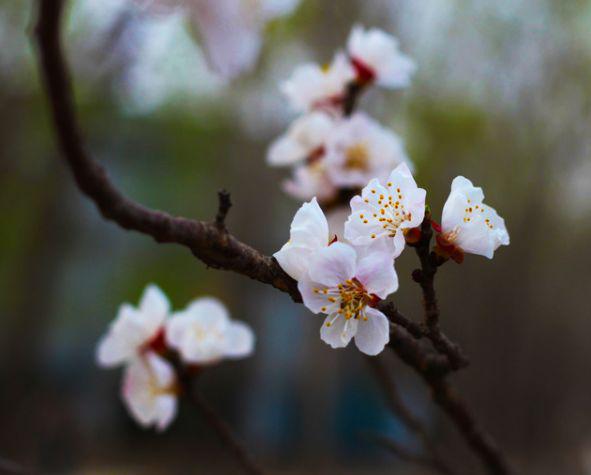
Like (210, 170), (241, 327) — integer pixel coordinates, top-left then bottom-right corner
(215, 189), (232, 231)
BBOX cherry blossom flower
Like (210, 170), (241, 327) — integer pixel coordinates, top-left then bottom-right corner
(282, 164), (337, 204)
(281, 52), (355, 113)
(121, 352), (178, 431)
(274, 197), (333, 281)
(347, 25), (416, 88)
(267, 111), (335, 166)
(165, 297), (254, 364)
(137, 0), (301, 80)
(323, 112), (412, 188)
(96, 284), (170, 368)
(438, 176), (510, 260)
(345, 163), (426, 258)
(298, 242), (398, 355)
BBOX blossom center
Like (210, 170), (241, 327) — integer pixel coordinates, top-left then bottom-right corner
(315, 278), (373, 323)
(345, 143), (370, 171)
(361, 185), (413, 238)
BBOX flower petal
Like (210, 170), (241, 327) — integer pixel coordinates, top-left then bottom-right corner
(354, 307), (390, 355)
(307, 242), (357, 287)
(355, 245), (398, 298)
(320, 314), (358, 349)
(224, 321), (255, 358)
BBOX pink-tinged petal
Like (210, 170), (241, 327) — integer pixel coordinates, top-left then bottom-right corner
(189, 0), (262, 80)
(96, 334), (134, 368)
(320, 314), (358, 349)
(307, 243), (357, 287)
(298, 279), (339, 314)
(288, 197), (329, 248)
(274, 242), (313, 281)
(354, 308), (390, 355)
(224, 321), (255, 358)
(138, 284), (170, 332)
(355, 247), (398, 298)
(155, 394), (177, 432)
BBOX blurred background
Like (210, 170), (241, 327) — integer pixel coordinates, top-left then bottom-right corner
(1, 0), (591, 473)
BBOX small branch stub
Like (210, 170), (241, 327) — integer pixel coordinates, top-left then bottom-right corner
(215, 189), (232, 231)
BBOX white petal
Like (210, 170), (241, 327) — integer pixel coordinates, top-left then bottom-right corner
(274, 243), (314, 282)
(307, 242), (357, 287)
(355, 247), (398, 298)
(224, 321), (255, 358)
(288, 197), (329, 249)
(274, 198), (329, 280)
(354, 307), (390, 356)
(138, 284), (170, 332)
(189, 0), (261, 80)
(155, 394), (177, 432)
(121, 354), (177, 430)
(182, 298), (230, 332)
(267, 134), (308, 166)
(96, 334), (134, 368)
(298, 279), (339, 314)
(320, 314), (358, 349)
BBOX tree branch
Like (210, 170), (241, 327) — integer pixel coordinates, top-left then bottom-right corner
(186, 385), (264, 475)
(367, 356), (454, 475)
(411, 216), (469, 371)
(32, 1), (512, 473)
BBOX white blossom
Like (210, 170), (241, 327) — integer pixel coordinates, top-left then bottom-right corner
(440, 176), (510, 259)
(345, 163), (426, 258)
(165, 297), (254, 364)
(96, 284), (170, 368)
(267, 111), (335, 166)
(347, 25), (416, 88)
(298, 242), (398, 356)
(121, 352), (178, 431)
(137, 0), (300, 80)
(281, 52), (355, 113)
(323, 112), (412, 188)
(274, 197), (332, 281)
(282, 163), (337, 203)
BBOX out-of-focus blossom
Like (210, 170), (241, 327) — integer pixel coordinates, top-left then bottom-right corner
(267, 111), (336, 166)
(281, 52), (355, 113)
(347, 25), (415, 88)
(345, 163), (426, 258)
(282, 163), (337, 203)
(122, 352), (178, 431)
(323, 112), (411, 188)
(438, 176), (509, 260)
(165, 297), (254, 364)
(274, 198), (331, 281)
(96, 284), (169, 368)
(298, 242), (397, 355)
(137, 0), (300, 80)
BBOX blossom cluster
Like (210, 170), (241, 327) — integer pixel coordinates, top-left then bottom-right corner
(96, 284), (254, 431)
(267, 26), (416, 204)
(271, 25), (510, 357)
(275, 166), (509, 356)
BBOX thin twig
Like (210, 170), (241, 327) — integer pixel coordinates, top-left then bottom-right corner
(215, 189), (232, 230)
(186, 385), (264, 475)
(366, 433), (451, 474)
(411, 215), (469, 371)
(367, 356), (455, 475)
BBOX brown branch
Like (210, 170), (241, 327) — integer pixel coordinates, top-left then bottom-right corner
(32, 1), (512, 473)
(367, 356), (455, 475)
(215, 189), (232, 230)
(411, 215), (469, 371)
(186, 385), (264, 475)
(367, 433), (452, 474)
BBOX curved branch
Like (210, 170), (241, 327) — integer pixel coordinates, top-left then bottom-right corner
(32, 1), (512, 473)
(33, 0), (299, 302)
